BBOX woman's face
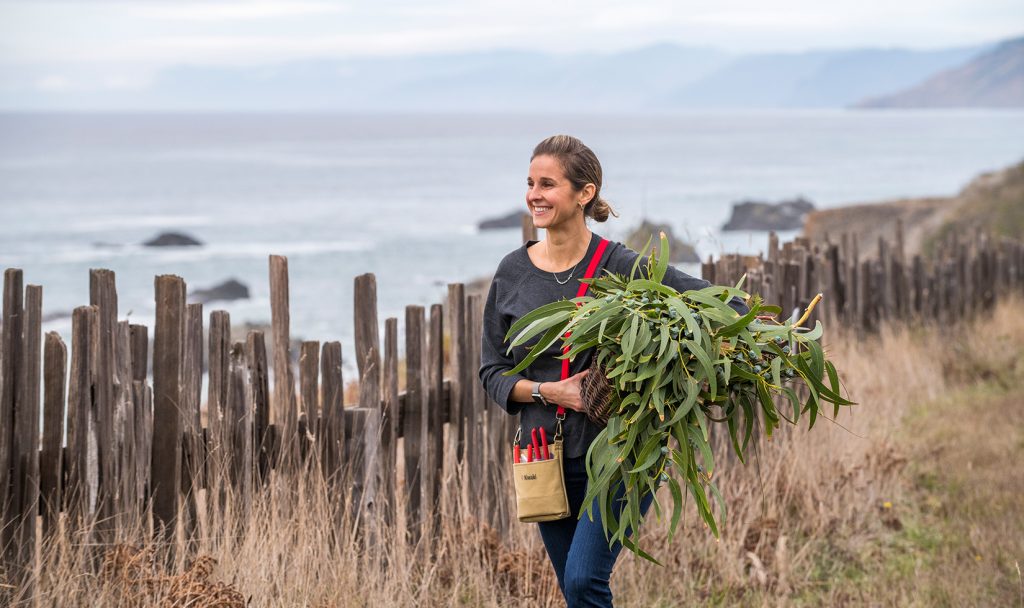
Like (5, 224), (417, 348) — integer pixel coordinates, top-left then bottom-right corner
(526, 154), (591, 229)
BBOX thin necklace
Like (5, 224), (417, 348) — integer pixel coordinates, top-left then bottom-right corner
(547, 241), (584, 285)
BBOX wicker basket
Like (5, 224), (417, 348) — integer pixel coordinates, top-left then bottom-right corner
(579, 355), (614, 427)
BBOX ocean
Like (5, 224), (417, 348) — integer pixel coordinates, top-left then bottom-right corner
(1, 110), (1022, 380)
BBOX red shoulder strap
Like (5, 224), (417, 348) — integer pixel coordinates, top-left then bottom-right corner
(557, 238), (609, 415)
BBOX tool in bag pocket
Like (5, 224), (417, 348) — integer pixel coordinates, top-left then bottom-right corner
(512, 422), (569, 522)
(511, 237), (609, 523)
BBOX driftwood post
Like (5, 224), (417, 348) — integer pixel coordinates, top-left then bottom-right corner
(521, 211), (537, 243)
(66, 306), (97, 530)
(0, 269), (21, 570)
(381, 319), (399, 527)
(152, 275), (185, 549)
(181, 303), (204, 548)
(112, 320), (134, 530)
(354, 273), (384, 522)
(89, 269), (118, 542)
(403, 305), (426, 543)
(40, 332), (67, 539)
(299, 340), (320, 464)
(270, 255), (298, 473)
(129, 324), (149, 515)
(319, 341), (346, 487)
(426, 304), (445, 534)
(247, 331), (272, 485)
(207, 310), (230, 518)
(465, 294), (485, 520)
(344, 406), (378, 536)
(447, 284), (467, 466)
(225, 342), (253, 518)
(13, 284), (42, 572)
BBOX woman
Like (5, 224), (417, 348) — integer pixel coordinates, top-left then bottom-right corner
(479, 135), (749, 607)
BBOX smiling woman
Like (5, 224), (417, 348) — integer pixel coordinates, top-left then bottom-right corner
(480, 134), (750, 607)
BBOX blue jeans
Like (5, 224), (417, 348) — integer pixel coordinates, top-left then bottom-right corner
(537, 454), (655, 608)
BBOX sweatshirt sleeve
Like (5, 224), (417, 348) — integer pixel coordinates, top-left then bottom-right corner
(605, 242), (750, 316)
(478, 272), (529, 416)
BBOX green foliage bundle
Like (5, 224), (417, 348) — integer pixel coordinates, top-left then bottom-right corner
(502, 233), (855, 564)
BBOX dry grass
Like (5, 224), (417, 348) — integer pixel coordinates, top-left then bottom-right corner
(5, 294), (1023, 607)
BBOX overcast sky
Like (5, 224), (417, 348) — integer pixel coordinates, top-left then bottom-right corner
(1, 0), (1022, 92)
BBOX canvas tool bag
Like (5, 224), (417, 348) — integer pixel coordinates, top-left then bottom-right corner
(513, 238), (609, 523)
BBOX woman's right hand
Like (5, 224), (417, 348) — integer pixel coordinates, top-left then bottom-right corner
(540, 369), (590, 413)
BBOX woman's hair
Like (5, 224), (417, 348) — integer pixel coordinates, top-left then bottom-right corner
(531, 135), (620, 223)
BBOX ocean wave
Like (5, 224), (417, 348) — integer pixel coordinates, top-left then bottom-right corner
(67, 214), (213, 233)
(153, 148), (401, 169)
(30, 240), (374, 265)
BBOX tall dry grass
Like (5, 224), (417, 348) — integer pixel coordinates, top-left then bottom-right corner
(7, 293), (1023, 607)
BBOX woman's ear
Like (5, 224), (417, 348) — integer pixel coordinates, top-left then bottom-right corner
(580, 183), (597, 205)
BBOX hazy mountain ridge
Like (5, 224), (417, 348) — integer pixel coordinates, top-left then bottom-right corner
(857, 36), (1024, 108)
(0, 40), (1003, 111)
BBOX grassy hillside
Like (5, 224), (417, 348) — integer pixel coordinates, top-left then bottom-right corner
(924, 160), (1024, 255)
(803, 160), (1024, 260)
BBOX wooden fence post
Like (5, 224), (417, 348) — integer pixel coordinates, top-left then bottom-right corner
(247, 331), (272, 485)
(40, 332), (67, 540)
(319, 341), (346, 488)
(66, 306), (97, 529)
(89, 269), (118, 542)
(152, 275), (184, 549)
(447, 284), (467, 466)
(426, 304), (445, 535)
(354, 273), (384, 530)
(225, 342), (253, 519)
(465, 294), (485, 521)
(403, 305), (426, 543)
(381, 320), (399, 527)
(299, 340), (320, 464)
(270, 255), (298, 473)
(181, 303), (203, 548)
(344, 406), (379, 537)
(207, 310), (230, 519)
(521, 212), (537, 243)
(14, 284), (42, 571)
(0, 269), (20, 569)
(129, 324), (150, 516)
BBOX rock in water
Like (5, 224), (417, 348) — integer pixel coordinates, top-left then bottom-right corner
(625, 220), (700, 264)
(722, 197), (815, 231)
(190, 279), (250, 304)
(143, 232), (204, 247)
(479, 210), (527, 230)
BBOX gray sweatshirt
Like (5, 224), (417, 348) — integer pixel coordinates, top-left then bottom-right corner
(478, 230), (750, 459)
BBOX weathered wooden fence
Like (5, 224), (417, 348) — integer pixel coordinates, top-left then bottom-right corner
(702, 220), (1024, 332)
(1, 217), (1022, 587)
(0, 257), (518, 581)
